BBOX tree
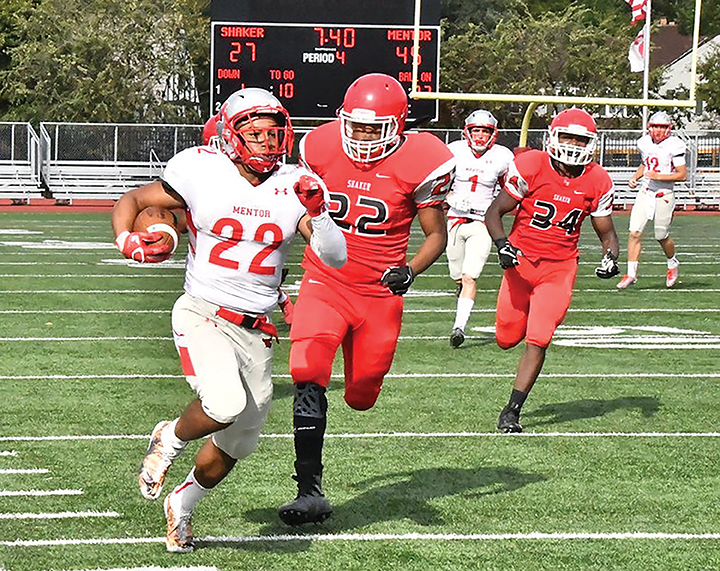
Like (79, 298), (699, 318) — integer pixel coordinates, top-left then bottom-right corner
(697, 46), (720, 127)
(440, 6), (664, 129)
(0, 0), (210, 122)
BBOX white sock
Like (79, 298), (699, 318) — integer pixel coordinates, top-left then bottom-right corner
(172, 467), (208, 516)
(161, 418), (188, 460)
(453, 297), (474, 330)
(667, 257), (679, 269)
(627, 261), (638, 278)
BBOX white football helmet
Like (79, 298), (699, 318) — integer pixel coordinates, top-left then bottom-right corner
(546, 108), (598, 166)
(648, 111), (673, 144)
(202, 114), (221, 150)
(462, 109), (498, 154)
(217, 88), (294, 173)
(338, 73), (408, 163)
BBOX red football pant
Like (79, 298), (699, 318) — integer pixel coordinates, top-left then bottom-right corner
(495, 257), (578, 349)
(289, 274), (404, 410)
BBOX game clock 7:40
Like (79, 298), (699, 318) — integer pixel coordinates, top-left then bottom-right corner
(210, 22), (440, 121)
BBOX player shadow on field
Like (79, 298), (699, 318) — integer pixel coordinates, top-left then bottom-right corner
(523, 396), (660, 429)
(228, 465), (546, 551)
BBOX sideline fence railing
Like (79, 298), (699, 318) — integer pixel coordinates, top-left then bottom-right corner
(1, 122), (718, 209)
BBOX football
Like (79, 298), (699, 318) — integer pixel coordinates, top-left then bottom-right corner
(132, 206), (179, 255)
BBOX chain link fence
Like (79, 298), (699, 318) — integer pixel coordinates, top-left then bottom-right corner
(1, 122), (719, 207)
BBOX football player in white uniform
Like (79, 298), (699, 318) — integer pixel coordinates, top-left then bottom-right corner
(617, 111), (686, 289)
(445, 110), (513, 347)
(112, 88), (346, 553)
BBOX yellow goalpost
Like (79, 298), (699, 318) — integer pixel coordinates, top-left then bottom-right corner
(410, 0), (704, 145)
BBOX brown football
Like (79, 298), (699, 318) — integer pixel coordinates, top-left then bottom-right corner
(132, 206), (179, 253)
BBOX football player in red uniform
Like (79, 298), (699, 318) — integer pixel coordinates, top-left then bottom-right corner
(485, 108), (620, 433)
(278, 73), (455, 525)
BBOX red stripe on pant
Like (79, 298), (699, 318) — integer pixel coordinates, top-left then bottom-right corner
(178, 346), (196, 376)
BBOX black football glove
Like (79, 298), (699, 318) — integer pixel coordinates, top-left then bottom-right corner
(595, 250), (619, 279)
(494, 237), (521, 270)
(381, 265), (415, 295)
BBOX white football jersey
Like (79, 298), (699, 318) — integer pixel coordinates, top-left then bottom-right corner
(162, 146), (319, 315)
(636, 134), (687, 192)
(445, 141), (514, 221)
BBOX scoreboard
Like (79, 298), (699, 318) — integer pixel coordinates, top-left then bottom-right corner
(210, 22), (440, 121)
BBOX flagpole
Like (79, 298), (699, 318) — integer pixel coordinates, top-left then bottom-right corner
(642, 0), (652, 129)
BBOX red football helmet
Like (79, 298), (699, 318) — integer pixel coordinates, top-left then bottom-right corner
(217, 88), (294, 173)
(462, 109), (498, 154)
(338, 73), (408, 163)
(546, 108), (598, 166)
(202, 114), (221, 149)
(648, 110), (673, 144)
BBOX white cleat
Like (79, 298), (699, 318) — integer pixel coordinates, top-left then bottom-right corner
(616, 275), (637, 290)
(666, 266), (679, 288)
(164, 489), (194, 553)
(138, 421), (173, 500)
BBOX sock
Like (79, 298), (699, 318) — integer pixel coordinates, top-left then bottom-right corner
(172, 467), (208, 516)
(667, 257), (679, 269)
(508, 389), (529, 411)
(278, 289), (289, 304)
(627, 261), (638, 278)
(453, 297), (474, 330)
(162, 418), (188, 460)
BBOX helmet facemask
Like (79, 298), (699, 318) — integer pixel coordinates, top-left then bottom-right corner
(220, 112), (292, 173)
(339, 109), (401, 163)
(547, 128), (597, 166)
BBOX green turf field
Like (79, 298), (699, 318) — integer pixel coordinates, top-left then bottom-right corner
(0, 211), (718, 571)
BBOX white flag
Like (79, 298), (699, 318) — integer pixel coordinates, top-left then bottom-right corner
(628, 28), (645, 72)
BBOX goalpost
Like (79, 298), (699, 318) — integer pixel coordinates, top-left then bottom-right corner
(409, 0), (705, 145)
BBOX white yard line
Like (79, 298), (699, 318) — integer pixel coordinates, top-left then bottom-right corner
(0, 451), (18, 456)
(1, 531), (719, 548)
(0, 372), (718, 381)
(0, 334), (719, 344)
(1, 307), (720, 315)
(0, 510), (119, 520)
(0, 468), (49, 474)
(51, 567), (219, 571)
(4, 288), (720, 295)
(0, 489), (82, 497)
(0, 431), (718, 443)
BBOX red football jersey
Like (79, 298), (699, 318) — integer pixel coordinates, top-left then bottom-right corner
(503, 150), (613, 261)
(300, 120), (455, 296)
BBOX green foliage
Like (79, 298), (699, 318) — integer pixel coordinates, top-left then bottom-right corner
(0, 0), (210, 122)
(697, 45), (720, 124)
(440, 6), (662, 128)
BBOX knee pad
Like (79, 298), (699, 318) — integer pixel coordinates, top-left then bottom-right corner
(495, 326), (524, 350)
(344, 383), (381, 411)
(290, 339), (335, 387)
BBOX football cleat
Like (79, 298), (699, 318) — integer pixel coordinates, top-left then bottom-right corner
(450, 327), (465, 348)
(498, 405), (523, 433)
(279, 472), (332, 526)
(616, 274), (637, 290)
(164, 490), (194, 553)
(666, 265), (679, 288)
(279, 493), (333, 526)
(138, 421), (173, 501)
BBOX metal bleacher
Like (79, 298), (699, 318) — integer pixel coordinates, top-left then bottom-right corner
(39, 122), (203, 201)
(1, 122), (719, 210)
(0, 123), (46, 202)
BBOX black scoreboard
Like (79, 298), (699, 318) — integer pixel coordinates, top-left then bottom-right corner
(209, 1), (441, 121)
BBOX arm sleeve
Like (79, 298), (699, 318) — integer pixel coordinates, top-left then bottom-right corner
(309, 211), (347, 268)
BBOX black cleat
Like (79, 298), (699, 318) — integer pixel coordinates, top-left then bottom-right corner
(279, 493), (332, 526)
(498, 405), (523, 433)
(450, 328), (465, 348)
